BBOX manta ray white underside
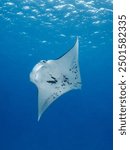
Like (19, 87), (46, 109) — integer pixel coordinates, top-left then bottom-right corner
(30, 37), (82, 120)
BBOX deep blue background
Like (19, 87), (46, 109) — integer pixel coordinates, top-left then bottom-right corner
(0, 0), (113, 150)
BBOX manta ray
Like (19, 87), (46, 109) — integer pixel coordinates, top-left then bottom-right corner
(30, 37), (82, 120)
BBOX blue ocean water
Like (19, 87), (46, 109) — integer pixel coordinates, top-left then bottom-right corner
(0, 0), (113, 150)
